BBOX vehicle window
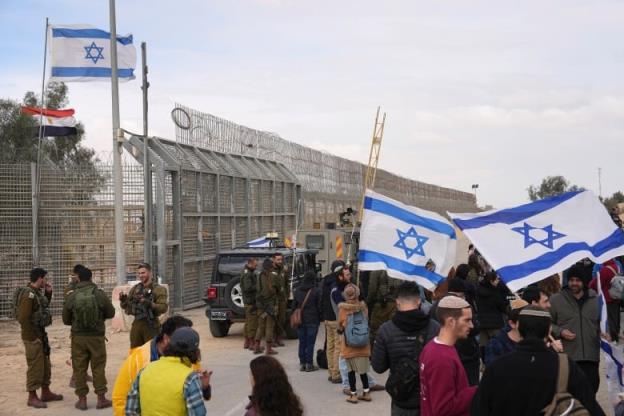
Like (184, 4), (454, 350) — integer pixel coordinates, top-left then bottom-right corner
(217, 256), (249, 276)
(306, 234), (324, 250)
(296, 255), (306, 274)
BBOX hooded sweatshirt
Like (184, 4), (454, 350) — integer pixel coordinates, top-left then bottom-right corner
(371, 308), (440, 410)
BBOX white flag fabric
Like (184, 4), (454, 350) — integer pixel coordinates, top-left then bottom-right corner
(597, 269), (624, 410)
(449, 190), (624, 292)
(246, 237), (270, 248)
(49, 25), (136, 82)
(358, 190), (457, 290)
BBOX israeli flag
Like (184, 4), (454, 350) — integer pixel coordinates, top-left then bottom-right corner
(49, 25), (136, 82)
(246, 237), (270, 248)
(597, 271), (624, 403)
(449, 190), (624, 292)
(358, 190), (457, 290)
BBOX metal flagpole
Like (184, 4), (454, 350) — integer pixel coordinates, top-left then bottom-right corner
(109, 0), (126, 284)
(32, 17), (49, 265)
(141, 42), (152, 264)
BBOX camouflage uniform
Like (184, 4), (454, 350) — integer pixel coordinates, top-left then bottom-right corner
(62, 281), (116, 397)
(121, 281), (168, 348)
(17, 286), (53, 392)
(240, 266), (259, 341)
(255, 270), (282, 345)
(274, 265), (288, 339)
(367, 270), (400, 345)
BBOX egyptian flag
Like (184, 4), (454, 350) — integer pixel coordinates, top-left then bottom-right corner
(21, 106), (78, 136)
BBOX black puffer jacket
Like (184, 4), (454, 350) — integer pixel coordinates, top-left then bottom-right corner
(293, 281), (322, 326)
(321, 273), (337, 321)
(371, 308), (439, 410)
(475, 281), (508, 330)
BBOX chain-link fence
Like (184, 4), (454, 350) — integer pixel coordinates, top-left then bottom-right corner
(172, 104), (477, 222)
(0, 162), (145, 317)
(1, 107), (477, 317)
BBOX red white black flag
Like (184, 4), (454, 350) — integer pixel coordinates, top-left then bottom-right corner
(21, 106), (78, 136)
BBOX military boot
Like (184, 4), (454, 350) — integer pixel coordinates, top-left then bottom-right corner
(75, 396), (87, 411)
(265, 341), (278, 355)
(40, 386), (63, 402)
(27, 391), (47, 409)
(243, 337), (251, 349)
(253, 340), (263, 355)
(96, 394), (112, 409)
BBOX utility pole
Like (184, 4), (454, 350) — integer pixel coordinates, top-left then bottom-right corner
(142, 41), (151, 264)
(110, 0), (126, 284)
(598, 167), (602, 199)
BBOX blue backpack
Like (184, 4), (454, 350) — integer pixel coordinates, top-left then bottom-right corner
(345, 310), (369, 347)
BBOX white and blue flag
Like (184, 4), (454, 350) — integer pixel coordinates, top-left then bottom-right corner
(246, 237), (270, 248)
(49, 25), (136, 82)
(358, 190), (457, 290)
(449, 190), (624, 292)
(597, 269), (624, 407)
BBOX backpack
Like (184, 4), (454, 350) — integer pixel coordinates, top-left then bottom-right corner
(72, 285), (100, 331)
(12, 287), (29, 318)
(385, 330), (427, 402)
(542, 354), (589, 416)
(606, 266), (624, 300)
(344, 310), (369, 348)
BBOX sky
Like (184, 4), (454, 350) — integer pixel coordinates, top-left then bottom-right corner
(1, 0), (623, 208)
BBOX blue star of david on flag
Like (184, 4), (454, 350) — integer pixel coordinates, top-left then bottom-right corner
(511, 222), (566, 250)
(84, 42), (104, 64)
(394, 227), (429, 259)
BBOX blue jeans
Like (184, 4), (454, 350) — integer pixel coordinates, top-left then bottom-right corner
(339, 356), (376, 388)
(297, 324), (319, 365)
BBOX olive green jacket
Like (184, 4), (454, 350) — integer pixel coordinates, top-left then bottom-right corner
(17, 286), (52, 341)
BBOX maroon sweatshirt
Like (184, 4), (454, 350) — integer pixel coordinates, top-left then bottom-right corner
(419, 338), (477, 416)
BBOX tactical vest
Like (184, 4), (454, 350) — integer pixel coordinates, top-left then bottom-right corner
(129, 283), (157, 321)
(240, 267), (257, 305)
(14, 287), (52, 331)
(139, 356), (194, 416)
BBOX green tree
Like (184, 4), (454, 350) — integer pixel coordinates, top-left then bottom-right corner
(0, 81), (98, 168)
(527, 175), (584, 201)
(603, 191), (624, 211)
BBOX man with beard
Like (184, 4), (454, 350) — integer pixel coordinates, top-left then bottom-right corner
(550, 266), (602, 395)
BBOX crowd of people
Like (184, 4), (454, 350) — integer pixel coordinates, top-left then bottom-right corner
(278, 246), (622, 415)
(13, 242), (624, 415)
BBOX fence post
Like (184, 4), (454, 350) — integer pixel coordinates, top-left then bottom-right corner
(31, 162), (39, 265)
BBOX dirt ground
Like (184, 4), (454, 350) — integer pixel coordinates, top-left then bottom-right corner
(0, 307), (614, 416)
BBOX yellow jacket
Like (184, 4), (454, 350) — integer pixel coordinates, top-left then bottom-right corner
(112, 339), (201, 416)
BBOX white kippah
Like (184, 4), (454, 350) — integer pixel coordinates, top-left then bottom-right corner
(439, 295), (470, 309)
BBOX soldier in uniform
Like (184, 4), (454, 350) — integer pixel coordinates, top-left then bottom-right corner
(367, 270), (400, 347)
(240, 257), (259, 350)
(63, 266), (116, 410)
(272, 252), (287, 346)
(16, 267), (63, 408)
(254, 259), (282, 355)
(120, 262), (169, 348)
(65, 264), (89, 389)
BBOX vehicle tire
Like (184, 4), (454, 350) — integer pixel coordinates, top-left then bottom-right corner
(224, 276), (245, 316)
(209, 319), (230, 338)
(284, 309), (298, 340)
